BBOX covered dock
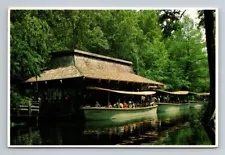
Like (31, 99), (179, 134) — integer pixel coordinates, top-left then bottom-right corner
(24, 49), (164, 118)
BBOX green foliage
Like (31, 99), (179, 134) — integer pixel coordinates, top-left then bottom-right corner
(10, 11), (52, 106)
(10, 10), (210, 106)
(10, 11), (51, 81)
(158, 10), (184, 38)
(164, 16), (209, 92)
(11, 86), (32, 107)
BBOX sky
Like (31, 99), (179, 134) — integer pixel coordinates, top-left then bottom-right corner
(185, 9), (199, 21)
(182, 9), (201, 26)
(184, 9), (205, 40)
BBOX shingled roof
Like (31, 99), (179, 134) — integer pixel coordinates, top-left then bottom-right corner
(25, 66), (81, 82)
(25, 49), (164, 86)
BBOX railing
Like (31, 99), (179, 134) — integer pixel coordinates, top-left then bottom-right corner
(31, 101), (40, 106)
(11, 101), (40, 117)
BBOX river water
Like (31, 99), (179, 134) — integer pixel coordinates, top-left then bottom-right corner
(10, 103), (213, 146)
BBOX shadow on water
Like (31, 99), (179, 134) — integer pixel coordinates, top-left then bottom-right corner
(10, 103), (212, 145)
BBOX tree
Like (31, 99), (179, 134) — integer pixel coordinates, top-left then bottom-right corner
(10, 10), (51, 105)
(137, 10), (169, 82)
(10, 11), (51, 81)
(158, 9), (185, 38)
(201, 10), (216, 145)
(10, 10), (209, 107)
(164, 16), (209, 92)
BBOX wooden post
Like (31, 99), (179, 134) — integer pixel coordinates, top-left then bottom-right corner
(35, 76), (38, 101)
(28, 104), (31, 117)
(17, 105), (20, 116)
(108, 92), (110, 104)
(28, 127), (32, 145)
(16, 130), (20, 143)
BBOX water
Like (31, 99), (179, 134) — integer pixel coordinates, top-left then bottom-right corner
(10, 103), (212, 145)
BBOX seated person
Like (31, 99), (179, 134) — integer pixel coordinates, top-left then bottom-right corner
(123, 101), (128, 108)
(95, 101), (101, 107)
(157, 97), (161, 103)
(119, 103), (124, 108)
(108, 102), (112, 108)
(128, 101), (132, 108)
(113, 103), (117, 108)
(116, 102), (120, 108)
(132, 103), (136, 108)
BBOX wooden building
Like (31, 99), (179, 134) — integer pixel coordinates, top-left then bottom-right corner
(25, 49), (164, 118)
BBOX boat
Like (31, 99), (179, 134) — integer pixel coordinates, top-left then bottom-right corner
(154, 90), (209, 112)
(82, 106), (158, 121)
(81, 87), (158, 121)
(84, 115), (158, 129)
(157, 103), (186, 113)
(189, 102), (206, 109)
(188, 92), (209, 109)
(153, 90), (190, 112)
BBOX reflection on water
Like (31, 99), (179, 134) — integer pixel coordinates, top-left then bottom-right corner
(10, 103), (212, 145)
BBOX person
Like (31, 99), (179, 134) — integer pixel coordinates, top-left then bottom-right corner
(141, 96), (146, 101)
(177, 97), (180, 103)
(116, 101), (120, 108)
(163, 96), (167, 103)
(113, 103), (117, 108)
(108, 102), (112, 108)
(128, 101), (132, 108)
(167, 95), (170, 103)
(119, 102), (123, 108)
(150, 96), (155, 105)
(123, 101), (128, 108)
(95, 101), (101, 107)
(157, 97), (160, 103)
(132, 102), (136, 108)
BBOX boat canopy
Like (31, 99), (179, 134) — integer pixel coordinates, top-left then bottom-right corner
(155, 89), (209, 96)
(189, 92), (210, 96)
(87, 87), (156, 95)
(154, 89), (189, 95)
(170, 91), (189, 95)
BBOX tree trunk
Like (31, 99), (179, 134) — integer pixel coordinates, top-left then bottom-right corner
(202, 10), (215, 145)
